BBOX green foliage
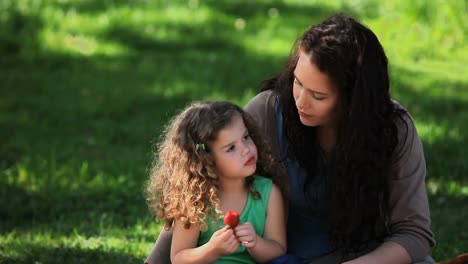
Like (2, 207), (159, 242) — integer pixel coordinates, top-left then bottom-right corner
(1, 0), (466, 262)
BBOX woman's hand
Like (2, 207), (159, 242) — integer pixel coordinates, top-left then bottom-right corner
(234, 222), (258, 249)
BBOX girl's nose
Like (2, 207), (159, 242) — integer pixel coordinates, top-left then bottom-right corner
(241, 142), (250, 156)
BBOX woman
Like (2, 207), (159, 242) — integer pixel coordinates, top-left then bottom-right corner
(145, 13), (435, 264)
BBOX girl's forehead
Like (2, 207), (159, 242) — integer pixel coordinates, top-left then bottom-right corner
(221, 114), (245, 133)
(212, 114), (246, 143)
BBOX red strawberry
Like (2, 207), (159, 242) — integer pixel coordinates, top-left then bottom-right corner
(224, 210), (240, 228)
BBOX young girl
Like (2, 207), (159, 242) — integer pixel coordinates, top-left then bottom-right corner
(146, 101), (286, 263)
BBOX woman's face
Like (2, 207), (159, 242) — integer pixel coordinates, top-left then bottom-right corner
(293, 49), (338, 128)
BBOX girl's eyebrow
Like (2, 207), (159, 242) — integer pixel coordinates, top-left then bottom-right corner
(220, 129), (249, 150)
(293, 73), (328, 96)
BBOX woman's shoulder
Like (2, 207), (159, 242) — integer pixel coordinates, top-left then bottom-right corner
(391, 100), (424, 171)
(244, 90), (277, 134)
(244, 90), (276, 113)
(244, 90), (279, 148)
(391, 100), (418, 143)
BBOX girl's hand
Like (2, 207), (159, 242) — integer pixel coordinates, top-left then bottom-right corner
(207, 225), (240, 256)
(234, 222), (258, 249)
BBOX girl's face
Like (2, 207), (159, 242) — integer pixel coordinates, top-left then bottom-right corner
(293, 49), (338, 128)
(209, 113), (258, 181)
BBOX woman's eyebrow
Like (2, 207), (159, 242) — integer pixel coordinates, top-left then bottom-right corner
(293, 73), (328, 96)
(293, 73), (304, 86)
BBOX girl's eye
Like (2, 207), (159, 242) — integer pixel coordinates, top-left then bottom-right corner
(243, 134), (250, 140)
(227, 145), (235, 152)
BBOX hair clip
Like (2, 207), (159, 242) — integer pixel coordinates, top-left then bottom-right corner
(196, 143), (205, 151)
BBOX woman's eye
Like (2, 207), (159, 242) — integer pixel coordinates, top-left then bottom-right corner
(312, 92), (326, 100)
(227, 145), (235, 152)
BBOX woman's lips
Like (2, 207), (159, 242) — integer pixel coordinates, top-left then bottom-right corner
(298, 110), (312, 118)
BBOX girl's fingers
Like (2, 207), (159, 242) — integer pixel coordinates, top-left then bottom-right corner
(215, 225), (230, 235)
(228, 236), (240, 251)
(234, 223), (253, 234)
(234, 227), (254, 239)
(241, 235), (252, 244)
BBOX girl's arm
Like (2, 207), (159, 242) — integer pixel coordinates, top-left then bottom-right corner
(171, 220), (239, 264)
(236, 184), (286, 263)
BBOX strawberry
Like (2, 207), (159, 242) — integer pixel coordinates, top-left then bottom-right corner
(224, 210), (240, 228)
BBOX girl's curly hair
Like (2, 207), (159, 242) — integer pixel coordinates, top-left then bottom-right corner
(146, 101), (277, 231)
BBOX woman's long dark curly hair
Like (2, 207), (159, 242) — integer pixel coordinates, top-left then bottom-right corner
(261, 13), (408, 252)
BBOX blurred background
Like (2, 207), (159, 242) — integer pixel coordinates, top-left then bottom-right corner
(1, 0), (466, 263)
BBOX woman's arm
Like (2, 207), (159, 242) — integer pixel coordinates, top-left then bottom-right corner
(343, 241), (411, 264)
(145, 229), (172, 264)
(237, 184), (286, 263)
(347, 112), (435, 263)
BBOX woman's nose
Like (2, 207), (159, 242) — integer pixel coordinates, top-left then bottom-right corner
(296, 89), (307, 109)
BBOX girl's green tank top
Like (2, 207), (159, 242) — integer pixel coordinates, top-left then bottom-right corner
(197, 175), (273, 263)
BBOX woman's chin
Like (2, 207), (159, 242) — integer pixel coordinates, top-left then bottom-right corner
(299, 117), (319, 127)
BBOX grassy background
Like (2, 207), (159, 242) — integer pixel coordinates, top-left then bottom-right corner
(1, 0), (466, 262)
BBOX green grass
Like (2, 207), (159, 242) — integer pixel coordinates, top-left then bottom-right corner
(1, 0), (467, 262)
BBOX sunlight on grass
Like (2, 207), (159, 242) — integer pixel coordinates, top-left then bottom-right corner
(32, 1), (310, 59)
(40, 29), (130, 56)
(157, 79), (198, 98)
(200, 89), (257, 106)
(37, 6), (137, 56)
(0, 214), (161, 260)
(156, 5), (215, 25)
(3, 157), (139, 193)
(417, 120), (462, 145)
(367, 1), (466, 66)
(242, 21), (302, 57)
(394, 59), (467, 89)
(428, 179), (468, 196)
(0, 230), (153, 259)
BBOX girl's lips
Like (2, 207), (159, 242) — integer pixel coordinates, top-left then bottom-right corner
(245, 156), (256, 166)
